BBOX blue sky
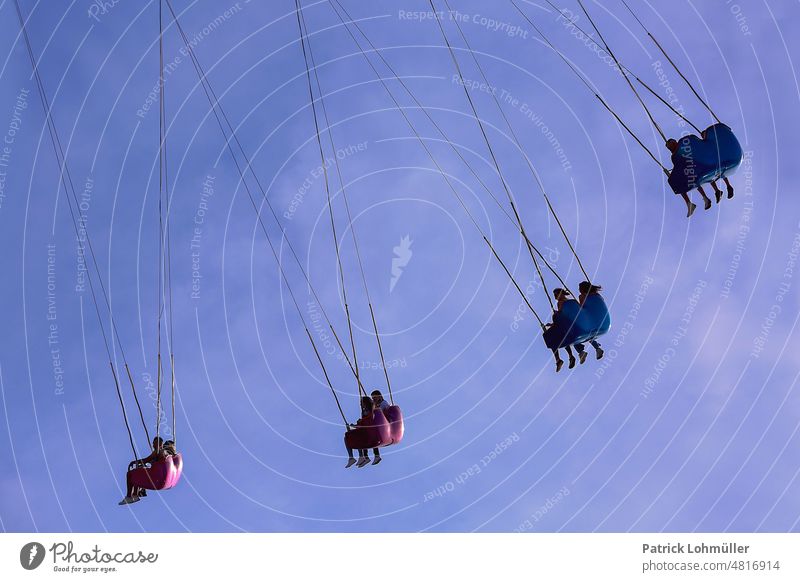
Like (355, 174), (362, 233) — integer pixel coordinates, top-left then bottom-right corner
(1, 0), (799, 532)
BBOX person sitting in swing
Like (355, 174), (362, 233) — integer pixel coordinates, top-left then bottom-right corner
(667, 137), (735, 216)
(119, 436), (169, 505)
(666, 138), (710, 217)
(549, 288), (578, 372)
(573, 281), (605, 363)
(163, 440), (177, 456)
(369, 390), (390, 465)
(345, 396), (375, 468)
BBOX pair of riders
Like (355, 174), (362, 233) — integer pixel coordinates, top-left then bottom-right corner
(550, 281), (605, 372)
(666, 134), (735, 218)
(345, 390), (390, 468)
(119, 436), (177, 505)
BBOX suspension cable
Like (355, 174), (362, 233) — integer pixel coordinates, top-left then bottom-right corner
(110, 364), (139, 460)
(13, 0), (145, 457)
(163, 1), (365, 394)
(297, 1), (398, 401)
(327, 0), (564, 277)
(325, 0), (549, 324)
(430, 0), (559, 309)
(164, 0), (358, 422)
(544, 1), (701, 134)
(441, 0), (590, 289)
(575, 0), (666, 142)
(295, 0), (363, 399)
(510, 0), (668, 175)
(619, 0), (721, 124)
(155, 0), (165, 449)
(161, 0), (178, 446)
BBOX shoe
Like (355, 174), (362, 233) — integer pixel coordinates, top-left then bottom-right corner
(596, 348), (604, 360)
(727, 184), (734, 199)
(568, 357), (576, 369)
(118, 496), (140, 505)
(372, 456), (382, 465)
(714, 189), (723, 203)
(138, 489), (147, 497)
(357, 457), (370, 468)
(556, 360), (564, 373)
(579, 351), (588, 364)
(687, 202), (697, 218)
(703, 197), (712, 210)
(345, 458), (357, 468)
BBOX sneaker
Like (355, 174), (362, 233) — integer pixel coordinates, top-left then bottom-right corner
(714, 189), (723, 203)
(372, 456), (382, 465)
(555, 360), (564, 373)
(118, 496), (140, 506)
(579, 351), (588, 365)
(568, 357), (576, 369)
(345, 458), (357, 468)
(596, 348), (604, 360)
(687, 202), (697, 218)
(357, 457), (370, 468)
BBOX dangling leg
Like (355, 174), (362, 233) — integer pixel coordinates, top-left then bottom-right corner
(565, 345), (577, 369)
(372, 447), (382, 465)
(345, 447), (357, 468)
(552, 349), (564, 372)
(697, 185), (712, 210)
(680, 192), (696, 217)
(574, 343), (588, 364)
(723, 176), (734, 199)
(590, 340), (604, 360)
(119, 467), (141, 505)
(711, 180), (723, 203)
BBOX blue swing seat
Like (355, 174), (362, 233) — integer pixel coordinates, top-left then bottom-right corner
(667, 123), (743, 194)
(542, 295), (611, 350)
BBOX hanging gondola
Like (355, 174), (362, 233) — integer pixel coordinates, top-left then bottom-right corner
(316, 0), (609, 372)
(12, 0), (182, 506)
(543, 289), (611, 353)
(667, 123), (743, 210)
(161, 0), (403, 467)
(427, 0), (610, 371)
(294, 0), (404, 465)
(512, 0), (744, 218)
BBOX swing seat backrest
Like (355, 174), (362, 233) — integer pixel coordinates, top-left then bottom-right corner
(384, 405), (404, 445)
(165, 453), (183, 489)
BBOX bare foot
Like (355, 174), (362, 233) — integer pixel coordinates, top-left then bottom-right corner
(687, 202), (697, 218)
